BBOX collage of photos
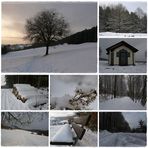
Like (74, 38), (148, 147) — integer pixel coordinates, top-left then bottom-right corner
(0, 0), (147, 147)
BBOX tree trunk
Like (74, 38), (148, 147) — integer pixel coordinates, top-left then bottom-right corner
(45, 45), (49, 55)
(113, 76), (117, 98)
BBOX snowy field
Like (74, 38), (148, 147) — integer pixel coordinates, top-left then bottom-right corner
(1, 129), (48, 146)
(50, 124), (97, 146)
(100, 130), (146, 147)
(99, 32), (147, 37)
(2, 43), (97, 73)
(1, 88), (48, 110)
(99, 96), (146, 110)
(99, 60), (146, 73)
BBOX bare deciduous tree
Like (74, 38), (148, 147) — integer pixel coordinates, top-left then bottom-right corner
(25, 9), (70, 55)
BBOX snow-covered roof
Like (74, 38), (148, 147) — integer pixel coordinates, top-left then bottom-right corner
(106, 41), (138, 54)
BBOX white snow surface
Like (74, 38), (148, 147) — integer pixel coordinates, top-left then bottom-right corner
(100, 130), (146, 146)
(50, 124), (97, 146)
(2, 43), (97, 73)
(1, 89), (48, 110)
(99, 96), (146, 110)
(51, 124), (74, 143)
(99, 60), (146, 73)
(13, 84), (36, 91)
(1, 129), (48, 146)
(99, 32), (147, 37)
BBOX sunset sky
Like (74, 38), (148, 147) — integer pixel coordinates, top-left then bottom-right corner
(2, 2), (97, 45)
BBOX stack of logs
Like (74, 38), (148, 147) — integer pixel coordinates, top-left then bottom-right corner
(69, 89), (97, 109)
(12, 84), (36, 103)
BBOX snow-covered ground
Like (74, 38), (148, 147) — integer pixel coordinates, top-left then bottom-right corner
(99, 60), (146, 73)
(1, 129), (48, 146)
(99, 96), (146, 110)
(100, 130), (146, 147)
(1, 88), (48, 110)
(2, 43), (97, 73)
(99, 32), (147, 37)
(50, 124), (97, 146)
(51, 75), (97, 110)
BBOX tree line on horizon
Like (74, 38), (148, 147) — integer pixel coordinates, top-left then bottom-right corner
(4, 75), (48, 88)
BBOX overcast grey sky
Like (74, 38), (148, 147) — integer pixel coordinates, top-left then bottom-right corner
(99, 38), (147, 62)
(122, 112), (146, 129)
(51, 75), (97, 98)
(2, 2), (97, 44)
(100, 1), (147, 13)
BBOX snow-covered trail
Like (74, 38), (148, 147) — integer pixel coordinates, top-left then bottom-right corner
(99, 60), (146, 73)
(99, 96), (146, 110)
(2, 43), (97, 73)
(1, 129), (48, 146)
(1, 89), (29, 110)
(100, 131), (146, 146)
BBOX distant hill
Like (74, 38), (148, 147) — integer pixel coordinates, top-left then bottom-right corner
(57, 26), (97, 44)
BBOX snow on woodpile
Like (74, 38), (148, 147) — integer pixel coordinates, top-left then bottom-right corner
(2, 86), (48, 110)
(50, 75), (97, 110)
(68, 89), (97, 110)
(51, 124), (74, 143)
(12, 84), (47, 103)
(13, 84), (35, 91)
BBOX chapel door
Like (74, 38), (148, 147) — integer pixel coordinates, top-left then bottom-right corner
(119, 49), (128, 66)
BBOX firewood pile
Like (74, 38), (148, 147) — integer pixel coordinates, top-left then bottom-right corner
(12, 84), (39, 103)
(68, 89), (97, 109)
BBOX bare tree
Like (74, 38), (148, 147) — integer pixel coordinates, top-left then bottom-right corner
(25, 9), (70, 55)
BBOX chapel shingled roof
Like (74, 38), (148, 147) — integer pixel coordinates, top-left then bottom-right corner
(106, 41), (138, 54)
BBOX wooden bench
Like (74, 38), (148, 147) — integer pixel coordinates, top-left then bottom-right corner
(50, 114), (91, 146)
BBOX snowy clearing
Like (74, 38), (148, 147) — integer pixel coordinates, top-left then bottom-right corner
(1, 129), (48, 146)
(50, 124), (97, 146)
(100, 130), (146, 147)
(99, 96), (146, 110)
(2, 43), (97, 73)
(1, 88), (48, 110)
(99, 32), (147, 37)
(99, 60), (146, 73)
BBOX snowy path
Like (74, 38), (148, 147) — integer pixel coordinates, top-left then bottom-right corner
(99, 60), (146, 73)
(100, 131), (146, 146)
(99, 96), (146, 110)
(2, 43), (97, 73)
(1, 89), (29, 110)
(1, 129), (48, 146)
